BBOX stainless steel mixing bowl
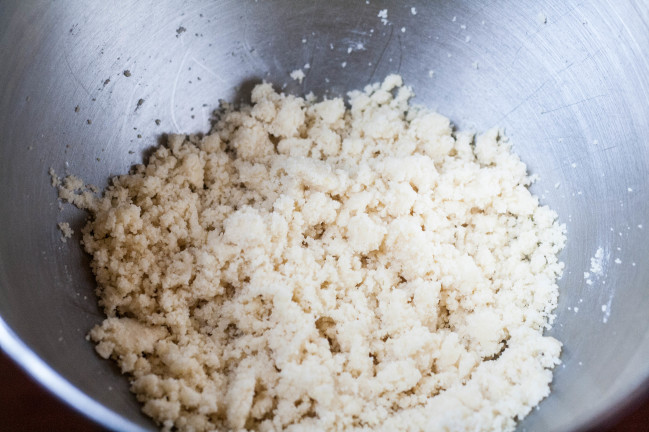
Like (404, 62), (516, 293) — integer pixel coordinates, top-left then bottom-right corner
(1, 1), (648, 431)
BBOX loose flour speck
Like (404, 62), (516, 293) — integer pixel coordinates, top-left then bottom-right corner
(289, 69), (305, 84)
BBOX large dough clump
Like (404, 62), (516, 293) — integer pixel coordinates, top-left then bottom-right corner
(68, 75), (566, 431)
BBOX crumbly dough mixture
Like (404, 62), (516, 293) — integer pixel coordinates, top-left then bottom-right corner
(59, 75), (566, 432)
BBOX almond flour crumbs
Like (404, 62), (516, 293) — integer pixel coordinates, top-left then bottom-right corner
(590, 247), (605, 276)
(56, 75), (565, 432)
(57, 222), (74, 242)
(377, 9), (389, 25)
(289, 69), (306, 84)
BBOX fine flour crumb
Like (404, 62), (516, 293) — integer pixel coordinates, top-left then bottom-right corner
(590, 247), (605, 275)
(57, 222), (74, 242)
(289, 69), (305, 84)
(56, 75), (565, 432)
(49, 167), (61, 187)
(377, 9), (388, 25)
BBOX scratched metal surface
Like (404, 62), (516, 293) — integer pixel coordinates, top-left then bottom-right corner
(0, 1), (649, 431)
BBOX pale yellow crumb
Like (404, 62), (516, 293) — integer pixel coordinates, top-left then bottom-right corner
(57, 222), (73, 242)
(61, 75), (565, 432)
(53, 173), (99, 212)
(48, 167), (60, 187)
(290, 69), (305, 84)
